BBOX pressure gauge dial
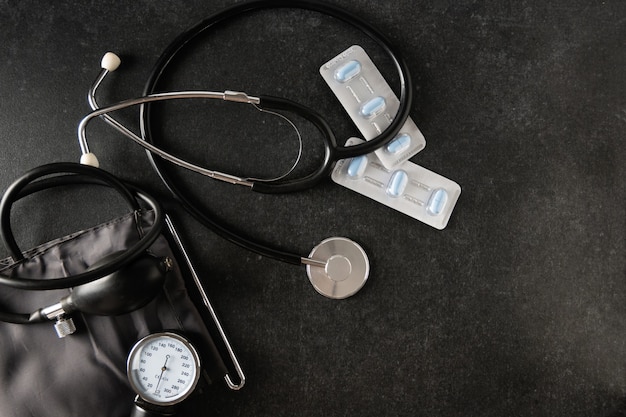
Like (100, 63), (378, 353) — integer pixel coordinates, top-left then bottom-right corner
(127, 332), (201, 406)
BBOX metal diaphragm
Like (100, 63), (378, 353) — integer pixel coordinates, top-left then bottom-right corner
(306, 237), (370, 299)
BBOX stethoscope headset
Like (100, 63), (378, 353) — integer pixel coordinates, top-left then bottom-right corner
(79, 0), (414, 299)
(0, 0), (415, 330)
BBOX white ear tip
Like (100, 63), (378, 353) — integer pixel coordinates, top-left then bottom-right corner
(80, 152), (100, 168)
(101, 52), (121, 71)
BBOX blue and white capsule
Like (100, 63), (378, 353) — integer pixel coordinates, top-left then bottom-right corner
(386, 133), (412, 154)
(346, 155), (368, 179)
(334, 60), (362, 83)
(426, 188), (448, 216)
(359, 96), (386, 119)
(386, 170), (409, 198)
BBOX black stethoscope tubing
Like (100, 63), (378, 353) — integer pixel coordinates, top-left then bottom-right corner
(148, 97), (337, 266)
(138, 0), (413, 265)
(141, 0), (413, 171)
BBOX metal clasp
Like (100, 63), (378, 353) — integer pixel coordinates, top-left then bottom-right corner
(223, 90), (261, 104)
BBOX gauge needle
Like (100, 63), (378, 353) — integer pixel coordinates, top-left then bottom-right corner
(154, 355), (170, 393)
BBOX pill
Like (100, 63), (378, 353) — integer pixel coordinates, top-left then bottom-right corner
(386, 170), (408, 198)
(386, 133), (411, 154)
(427, 188), (448, 215)
(334, 60), (362, 83)
(347, 155), (368, 178)
(359, 96), (386, 119)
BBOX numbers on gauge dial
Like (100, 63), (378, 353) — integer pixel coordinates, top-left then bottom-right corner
(128, 333), (200, 405)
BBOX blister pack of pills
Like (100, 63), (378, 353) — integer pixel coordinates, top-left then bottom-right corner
(331, 138), (461, 230)
(320, 45), (426, 169)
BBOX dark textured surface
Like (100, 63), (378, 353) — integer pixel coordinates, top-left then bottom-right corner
(1, 1), (625, 416)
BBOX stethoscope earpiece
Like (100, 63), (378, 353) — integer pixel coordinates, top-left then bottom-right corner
(305, 237), (370, 299)
(79, 152), (99, 168)
(101, 51), (121, 72)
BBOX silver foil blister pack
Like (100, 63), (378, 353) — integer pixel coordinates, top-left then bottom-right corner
(320, 45), (426, 169)
(331, 138), (461, 230)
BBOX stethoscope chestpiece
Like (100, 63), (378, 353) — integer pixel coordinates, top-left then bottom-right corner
(305, 237), (370, 299)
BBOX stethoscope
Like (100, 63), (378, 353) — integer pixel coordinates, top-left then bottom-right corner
(76, 0), (414, 299)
